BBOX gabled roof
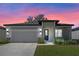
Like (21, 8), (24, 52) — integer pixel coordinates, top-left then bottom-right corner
(72, 27), (79, 31)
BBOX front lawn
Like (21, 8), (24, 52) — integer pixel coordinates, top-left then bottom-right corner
(34, 45), (79, 56)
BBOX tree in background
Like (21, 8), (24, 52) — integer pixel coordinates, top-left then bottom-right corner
(27, 16), (33, 22)
(34, 14), (47, 21)
(26, 14), (48, 24)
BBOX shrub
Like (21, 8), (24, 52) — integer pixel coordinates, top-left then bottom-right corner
(55, 37), (79, 45)
(55, 37), (64, 45)
(72, 39), (79, 44)
(38, 38), (44, 44)
(69, 40), (78, 45)
(0, 39), (9, 44)
(63, 40), (78, 45)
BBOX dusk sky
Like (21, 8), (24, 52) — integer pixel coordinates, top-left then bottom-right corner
(0, 3), (79, 27)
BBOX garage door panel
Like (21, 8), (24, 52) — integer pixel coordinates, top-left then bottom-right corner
(10, 29), (38, 43)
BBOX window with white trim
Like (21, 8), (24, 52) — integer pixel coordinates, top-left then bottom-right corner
(55, 29), (62, 37)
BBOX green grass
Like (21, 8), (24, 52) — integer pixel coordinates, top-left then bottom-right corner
(34, 45), (79, 56)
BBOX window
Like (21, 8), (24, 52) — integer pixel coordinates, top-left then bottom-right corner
(55, 29), (62, 37)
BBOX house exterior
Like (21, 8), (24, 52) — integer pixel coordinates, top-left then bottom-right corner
(4, 20), (74, 44)
(72, 27), (79, 40)
(0, 26), (6, 40)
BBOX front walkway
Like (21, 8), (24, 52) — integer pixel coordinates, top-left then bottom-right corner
(0, 43), (37, 56)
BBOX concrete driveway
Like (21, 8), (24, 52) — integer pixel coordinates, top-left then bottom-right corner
(0, 43), (37, 56)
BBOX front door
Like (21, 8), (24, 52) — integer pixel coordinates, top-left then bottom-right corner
(44, 29), (49, 41)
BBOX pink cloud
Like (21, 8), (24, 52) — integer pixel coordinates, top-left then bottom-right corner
(0, 8), (79, 27)
(45, 11), (79, 27)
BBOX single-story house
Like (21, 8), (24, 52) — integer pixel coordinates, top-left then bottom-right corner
(72, 27), (79, 40)
(4, 20), (74, 44)
(0, 26), (6, 40)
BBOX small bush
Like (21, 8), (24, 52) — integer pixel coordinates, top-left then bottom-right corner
(55, 37), (64, 45)
(55, 37), (79, 45)
(38, 38), (44, 44)
(72, 39), (79, 44)
(0, 39), (9, 44)
(57, 41), (63, 45)
(63, 40), (78, 45)
(69, 40), (78, 45)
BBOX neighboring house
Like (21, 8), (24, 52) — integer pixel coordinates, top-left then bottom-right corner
(72, 27), (79, 40)
(0, 26), (6, 40)
(4, 20), (74, 44)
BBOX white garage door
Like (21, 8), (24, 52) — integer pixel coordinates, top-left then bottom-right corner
(10, 29), (38, 43)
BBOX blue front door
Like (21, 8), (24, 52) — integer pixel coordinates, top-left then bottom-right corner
(44, 29), (49, 41)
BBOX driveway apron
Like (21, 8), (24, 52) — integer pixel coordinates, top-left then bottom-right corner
(0, 43), (37, 56)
